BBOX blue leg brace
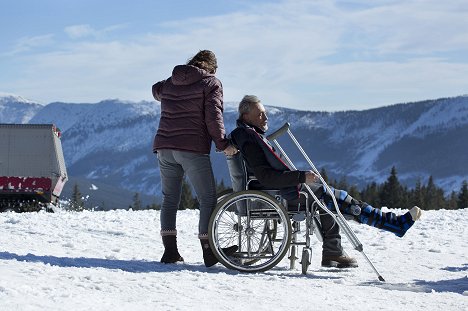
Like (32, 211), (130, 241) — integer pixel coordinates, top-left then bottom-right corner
(323, 187), (415, 237)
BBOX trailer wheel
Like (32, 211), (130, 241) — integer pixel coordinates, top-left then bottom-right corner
(0, 206), (19, 213)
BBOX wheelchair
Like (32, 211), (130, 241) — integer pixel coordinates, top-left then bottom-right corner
(208, 123), (386, 281)
(209, 182), (322, 274)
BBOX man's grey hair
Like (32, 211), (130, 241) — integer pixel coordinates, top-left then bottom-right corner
(238, 95), (261, 119)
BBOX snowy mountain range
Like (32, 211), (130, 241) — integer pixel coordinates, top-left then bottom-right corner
(1, 93), (467, 208)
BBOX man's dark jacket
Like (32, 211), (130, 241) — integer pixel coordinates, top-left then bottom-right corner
(229, 120), (306, 200)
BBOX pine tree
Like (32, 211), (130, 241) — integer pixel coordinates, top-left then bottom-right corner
(348, 184), (361, 201)
(424, 176), (445, 210)
(457, 180), (468, 209)
(179, 177), (198, 210)
(360, 182), (381, 207)
(179, 179), (190, 210)
(434, 188), (446, 210)
(216, 179), (229, 194)
(380, 166), (403, 208)
(447, 191), (458, 210)
(400, 184), (411, 209)
(319, 167), (329, 184)
(132, 192), (142, 210)
(336, 176), (349, 191)
(70, 183), (84, 211)
(412, 178), (425, 209)
(148, 202), (161, 210)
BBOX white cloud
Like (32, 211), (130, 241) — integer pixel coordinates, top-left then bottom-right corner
(3, 0), (468, 111)
(64, 24), (128, 39)
(342, 0), (468, 55)
(4, 34), (54, 55)
(64, 24), (95, 39)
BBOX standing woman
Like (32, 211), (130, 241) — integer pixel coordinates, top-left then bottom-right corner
(152, 50), (237, 267)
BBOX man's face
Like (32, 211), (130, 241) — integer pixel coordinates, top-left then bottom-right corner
(244, 102), (268, 132)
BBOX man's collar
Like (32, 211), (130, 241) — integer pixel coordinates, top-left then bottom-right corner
(236, 119), (266, 135)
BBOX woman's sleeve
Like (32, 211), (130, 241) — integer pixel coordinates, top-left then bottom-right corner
(152, 80), (165, 102)
(204, 78), (229, 151)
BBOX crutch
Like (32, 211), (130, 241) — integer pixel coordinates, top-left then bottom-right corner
(268, 123), (385, 282)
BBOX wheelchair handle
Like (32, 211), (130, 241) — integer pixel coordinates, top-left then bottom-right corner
(267, 122), (290, 140)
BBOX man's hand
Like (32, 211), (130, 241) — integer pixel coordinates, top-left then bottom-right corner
(305, 171), (320, 184)
(223, 145), (239, 156)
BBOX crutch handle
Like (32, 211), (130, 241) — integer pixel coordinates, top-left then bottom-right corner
(267, 122), (290, 140)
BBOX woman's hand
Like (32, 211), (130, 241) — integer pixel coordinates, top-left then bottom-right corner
(223, 145), (239, 156)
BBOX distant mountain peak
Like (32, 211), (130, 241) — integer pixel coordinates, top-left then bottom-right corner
(0, 92), (38, 105)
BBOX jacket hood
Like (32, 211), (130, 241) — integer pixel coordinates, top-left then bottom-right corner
(171, 65), (213, 86)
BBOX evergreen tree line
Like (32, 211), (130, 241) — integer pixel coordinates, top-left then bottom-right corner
(128, 192), (161, 211)
(163, 167), (467, 211)
(66, 184), (161, 211)
(68, 167), (468, 211)
(129, 179), (228, 211)
(67, 178), (228, 211)
(320, 166), (468, 210)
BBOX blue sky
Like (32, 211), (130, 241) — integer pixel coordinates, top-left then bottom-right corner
(1, 0), (467, 111)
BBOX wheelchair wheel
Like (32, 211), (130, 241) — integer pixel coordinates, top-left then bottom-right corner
(208, 190), (291, 272)
(217, 188), (233, 203)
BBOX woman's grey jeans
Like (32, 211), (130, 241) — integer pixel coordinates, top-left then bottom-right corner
(157, 149), (217, 235)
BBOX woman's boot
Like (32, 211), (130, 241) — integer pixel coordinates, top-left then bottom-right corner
(199, 236), (238, 267)
(161, 232), (184, 263)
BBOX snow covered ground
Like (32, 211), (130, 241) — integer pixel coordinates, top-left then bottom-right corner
(0, 208), (466, 311)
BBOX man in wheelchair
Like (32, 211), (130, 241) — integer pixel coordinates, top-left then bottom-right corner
(228, 95), (422, 269)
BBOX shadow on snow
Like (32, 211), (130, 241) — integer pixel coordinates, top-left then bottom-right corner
(412, 277), (468, 295)
(0, 251), (345, 280)
(442, 263), (468, 272)
(0, 251), (215, 274)
(360, 276), (468, 295)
